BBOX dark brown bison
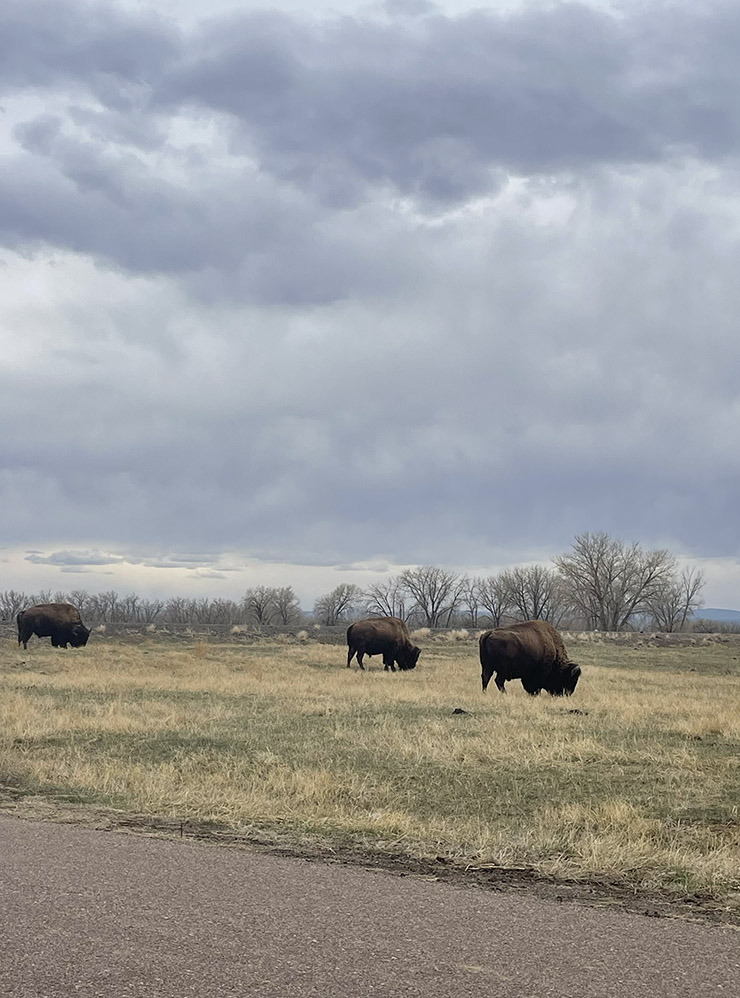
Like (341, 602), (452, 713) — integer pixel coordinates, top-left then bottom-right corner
(17, 603), (90, 650)
(479, 620), (581, 696)
(346, 617), (421, 672)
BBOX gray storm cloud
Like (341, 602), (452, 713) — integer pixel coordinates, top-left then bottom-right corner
(0, 0), (738, 588)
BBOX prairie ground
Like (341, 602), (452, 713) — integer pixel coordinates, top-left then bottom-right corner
(2, 630), (740, 916)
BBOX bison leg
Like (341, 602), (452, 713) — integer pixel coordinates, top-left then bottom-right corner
(480, 668), (497, 693)
(495, 675), (506, 693)
(347, 647), (367, 670)
(383, 653), (396, 672)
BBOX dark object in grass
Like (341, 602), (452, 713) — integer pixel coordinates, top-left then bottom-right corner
(346, 617), (421, 672)
(479, 620), (581, 697)
(452, 707), (470, 715)
(17, 603), (90, 650)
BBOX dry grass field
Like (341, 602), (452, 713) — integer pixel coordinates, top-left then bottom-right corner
(2, 629), (740, 915)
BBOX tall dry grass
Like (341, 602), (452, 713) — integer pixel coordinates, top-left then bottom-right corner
(2, 632), (740, 907)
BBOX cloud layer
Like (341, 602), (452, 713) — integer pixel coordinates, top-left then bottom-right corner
(1, 0), (739, 603)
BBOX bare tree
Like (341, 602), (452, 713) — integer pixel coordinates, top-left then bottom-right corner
(363, 577), (409, 621)
(398, 566), (463, 628)
(645, 567), (706, 632)
(67, 590), (94, 617)
(314, 584), (363, 626)
(209, 599), (240, 624)
(476, 575), (510, 627)
(0, 590), (32, 621)
(555, 532), (676, 631)
(191, 598), (222, 624)
(120, 592), (141, 621)
(457, 575), (481, 627)
(139, 598), (165, 623)
(243, 586), (276, 625)
(271, 586), (302, 624)
(165, 597), (191, 624)
(89, 590), (123, 622)
(499, 565), (570, 624)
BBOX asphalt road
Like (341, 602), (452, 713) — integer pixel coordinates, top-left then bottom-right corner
(1, 815), (738, 997)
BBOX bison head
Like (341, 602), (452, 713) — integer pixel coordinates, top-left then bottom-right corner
(545, 662), (581, 697)
(397, 645), (421, 671)
(69, 624), (90, 648)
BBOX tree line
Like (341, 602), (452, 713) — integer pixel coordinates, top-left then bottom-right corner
(0, 586), (303, 627)
(0, 533), (709, 633)
(314, 532), (707, 632)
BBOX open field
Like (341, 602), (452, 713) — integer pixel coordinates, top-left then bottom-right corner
(2, 630), (740, 917)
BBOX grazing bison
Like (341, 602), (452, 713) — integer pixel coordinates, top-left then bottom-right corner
(17, 603), (90, 650)
(346, 616), (421, 672)
(479, 620), (581, 696)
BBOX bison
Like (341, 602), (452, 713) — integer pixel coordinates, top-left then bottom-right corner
(346, 616), (421, 672)
(479, 619), (581, 696)
(17, 603), (90, 650)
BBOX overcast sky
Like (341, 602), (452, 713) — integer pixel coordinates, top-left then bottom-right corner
(1, 0), (739, 609)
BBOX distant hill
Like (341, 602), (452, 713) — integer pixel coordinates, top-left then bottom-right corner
(691, 607), (740, 623)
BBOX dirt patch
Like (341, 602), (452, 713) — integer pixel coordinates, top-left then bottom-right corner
(2, 787), (737, 929)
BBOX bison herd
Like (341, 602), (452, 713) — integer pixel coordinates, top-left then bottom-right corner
(13, 604), (581, 697)
(347, 616), (582, 696)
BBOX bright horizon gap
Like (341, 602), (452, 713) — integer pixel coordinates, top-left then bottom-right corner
(2, 545), (739, 613)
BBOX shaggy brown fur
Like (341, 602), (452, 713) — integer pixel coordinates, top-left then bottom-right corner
(479, 619), (581, 696)
(346, 616), (421, 672)
(17, 603), (90, 650)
